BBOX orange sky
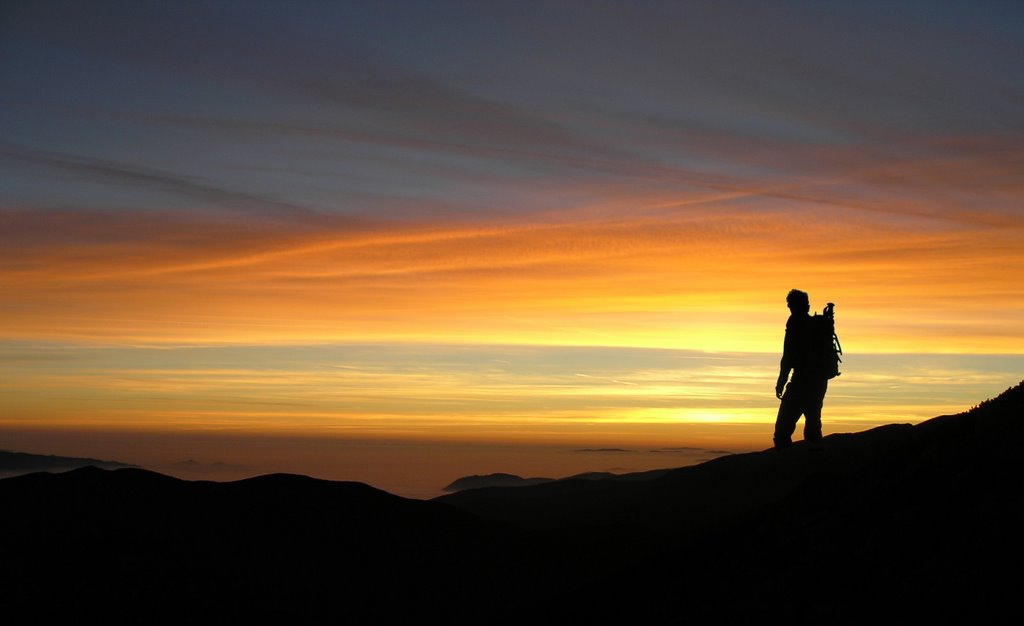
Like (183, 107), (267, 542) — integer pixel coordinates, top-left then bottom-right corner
(3, 146), (1023, 475)
(2, 2), (1023, 496)
(3, 179), (1022, 353)
(3, 186), (1022, 448)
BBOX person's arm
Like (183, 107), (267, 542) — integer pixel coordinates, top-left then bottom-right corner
(776, 363), (790, 399)
(776, 319), (794, 398)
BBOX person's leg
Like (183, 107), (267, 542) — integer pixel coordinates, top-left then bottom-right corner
(774, 383), (801, 448)
(802, 379), (828, 443)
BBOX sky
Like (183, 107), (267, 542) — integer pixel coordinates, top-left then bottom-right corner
(2, 0), (1022, 497)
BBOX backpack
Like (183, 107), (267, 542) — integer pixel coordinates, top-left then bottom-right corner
(808, 302), (843, 379)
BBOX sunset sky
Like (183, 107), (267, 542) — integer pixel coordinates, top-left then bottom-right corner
(2, 1), (1022, 497)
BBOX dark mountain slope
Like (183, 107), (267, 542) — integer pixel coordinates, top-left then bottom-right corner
(0, 467), (555, 624)
(437, 423), (918, 533)
(516, 381), (1024, 624)
(440, 381), (1024, 540)
(3, 382), (1021, 624)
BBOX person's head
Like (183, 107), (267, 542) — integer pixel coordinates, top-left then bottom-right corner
(786, 289), (810, 315)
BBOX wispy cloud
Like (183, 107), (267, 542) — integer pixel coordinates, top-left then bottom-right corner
(2, 189), (1021, 351)
(7, 2), (1020, 226)
(3, 342), (1020, 450)
(0, 145), (320, 217)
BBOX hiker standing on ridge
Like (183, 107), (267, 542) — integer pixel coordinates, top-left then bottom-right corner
(773, 289), (830, 449)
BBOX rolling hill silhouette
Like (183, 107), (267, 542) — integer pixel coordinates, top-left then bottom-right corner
(441, 468), (669, 492)
(2, 381), (1022, 624)
(0, 450), (137, 477)
(442, 471), (555, 492)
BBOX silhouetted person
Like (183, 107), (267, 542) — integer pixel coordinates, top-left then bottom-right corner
(774, 289), (828, 448)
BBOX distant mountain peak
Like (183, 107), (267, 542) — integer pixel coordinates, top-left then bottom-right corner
(442, 473), (554, 493)
(0, 450), (137, 476)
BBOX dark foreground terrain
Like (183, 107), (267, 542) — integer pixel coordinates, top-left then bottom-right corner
(3, 382), (1022, 624)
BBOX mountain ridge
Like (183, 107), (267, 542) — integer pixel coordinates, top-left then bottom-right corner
(2, 380), (1021, 624)
(0, 450), (138, 476)
(441, 467), (671, 493)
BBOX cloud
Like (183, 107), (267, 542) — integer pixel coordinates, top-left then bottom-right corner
(2, 1), (1022, 355)
(4, 2), (621, 163)
(11, 1), (1020, 226)
(0, 145), (318, 217)
(167, 459), (250, 476)
(649, 448), (734, 456)
(2, 189), (1021, 353)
